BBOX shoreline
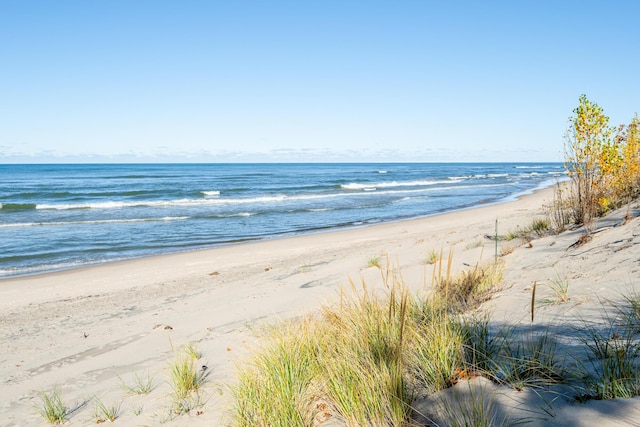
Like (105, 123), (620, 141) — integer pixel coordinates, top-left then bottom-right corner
(1, 181), (561, 281)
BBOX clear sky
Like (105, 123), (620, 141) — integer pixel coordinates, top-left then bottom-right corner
(1, 1), (638, 163)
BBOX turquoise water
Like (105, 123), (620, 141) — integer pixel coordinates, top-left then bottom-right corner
(0, 163), (564, 277)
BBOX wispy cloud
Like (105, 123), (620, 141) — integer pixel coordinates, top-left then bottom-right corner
(0, 146), (558, 164)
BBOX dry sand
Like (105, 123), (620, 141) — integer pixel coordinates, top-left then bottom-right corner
(2, 186), (640, 426)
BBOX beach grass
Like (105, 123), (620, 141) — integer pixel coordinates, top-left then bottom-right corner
(425, 248), (440, 265)
(230, 259), (511, 425)
(91, 398), (121, 423)
(231, 321), (322, 426)
(435, 382), (515, 427)
(367, 255), (382, 268)
(34, 388), (67, 425)
(528, 218), (550, 237)
(617, 288), (640, 331)
(120, 371), (155, 395)
(434, 260), (503, 312)
(182, 342), (201, 360)
(322, 276), (412, 425)
(575, 304), (640, 400)
(492, 329), (564, 391)
(168, 345), (206, 400)
(410, 295), (465, 394)
(542, 273), (571, 305)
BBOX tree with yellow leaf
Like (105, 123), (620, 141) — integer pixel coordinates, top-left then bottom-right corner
(564, 95), (613, 229)
(615, 115), (640, 221)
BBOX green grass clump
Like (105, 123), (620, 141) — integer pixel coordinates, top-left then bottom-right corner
(166, 345), (208, 417)
(435, 262), (503, 312)
(92, 398), (121, 423)
(120, 371), (155, 395)
(410, 298), (465, 393)
(367, 256), (382, 268)
(169, 351), (205, 400)
(232, 321), (321, 427)
(426, 248), (441, 265)
(436, 383), (513, 427)
(460, 315), (505, 375)
(322, 279), (411, 425)
(575, 306), (640, 400)
(492, 330), (564, 391)
(35, 388), (67, 424)
(618, 289), (640, 331)
(538, 272), (570, 306)
(460, 317), (564, 391)
(528, 218), (550, 237)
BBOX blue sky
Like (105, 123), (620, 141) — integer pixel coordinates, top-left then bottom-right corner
(1, 1), (638, 163)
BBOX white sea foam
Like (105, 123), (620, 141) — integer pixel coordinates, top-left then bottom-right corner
(28, 179), (511, 212)
(202, 190), (220, 197)
(0, 216), (190, 228)
(341, 179), (461, 190)
(30, 190), (415, 210)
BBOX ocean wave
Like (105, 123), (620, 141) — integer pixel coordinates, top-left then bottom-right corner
(0, 256), (132, 277)
(0, 203), (37, 212)
(0, 216), (190, 229)
(201, 190), (221, 198)
(473, 174), (508, 179)
(341, 178), (461, 190)
(23, 183), (519, 211)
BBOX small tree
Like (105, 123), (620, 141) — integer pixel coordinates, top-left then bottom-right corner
(615, 115), (640, 220)
(564, 95), (613, 229)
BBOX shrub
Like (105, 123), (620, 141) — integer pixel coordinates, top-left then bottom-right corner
(564, 94), (614, 229)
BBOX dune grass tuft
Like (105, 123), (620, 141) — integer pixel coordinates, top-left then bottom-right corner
(92, 398), (121, 423)
(34, 388), (67, 425)
(541, 273), (570, 305)
(168, 348), (206, 400)
(435, 261), (503, 312)
(435, 382), (514, 427)
(425, 248), (440, 265)
(575, 305), (640, 400)
(491, 329), (564, 391)
(120, 371), (155, 395)
(232, 320), (322, 427)
(322, 277), (412, 425)
(367, 255), (382, 268)
(164, 344), (209, 418)
(410, 297), (465, 393)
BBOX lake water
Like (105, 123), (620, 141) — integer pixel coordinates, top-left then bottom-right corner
(0, 163), (564, 277)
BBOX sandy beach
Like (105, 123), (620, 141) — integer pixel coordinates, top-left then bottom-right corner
(3, 185), (640, 426)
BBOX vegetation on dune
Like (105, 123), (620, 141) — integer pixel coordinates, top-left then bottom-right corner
(231, 260), (522, 426)
(564, 95), (640, 230)
(34, 388), (67, 425)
